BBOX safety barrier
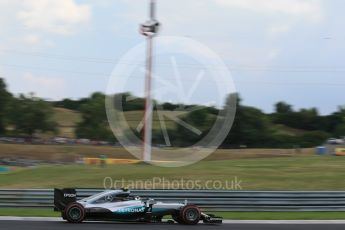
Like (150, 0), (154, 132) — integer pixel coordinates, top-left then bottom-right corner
(1, 189), (345, 211)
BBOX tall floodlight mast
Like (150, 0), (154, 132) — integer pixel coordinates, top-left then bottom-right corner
(140, 0), (160, 162)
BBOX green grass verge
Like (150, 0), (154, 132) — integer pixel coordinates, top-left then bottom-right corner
(211, 212), (345, 220)
(1, 156), (345, 190)
(0, 208), (59, 217)
(0, 209), (344, 220)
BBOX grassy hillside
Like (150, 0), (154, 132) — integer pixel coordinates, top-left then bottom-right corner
(53, 108), (81, 138)
(52, 108), (314, 139)
(52, 108), (218, 138)
(123, 111), (180, 130)
(52, 109), (182, 138)
(271, 124), (309, 136)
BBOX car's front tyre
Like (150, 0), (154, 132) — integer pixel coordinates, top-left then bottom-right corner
(178, 205), (201, 225)
(64, 202), (85, 223)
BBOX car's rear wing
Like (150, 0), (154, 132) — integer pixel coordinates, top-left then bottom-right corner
(54, 188), (77, 211)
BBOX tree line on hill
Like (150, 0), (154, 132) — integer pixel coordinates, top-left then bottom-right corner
(0, 79), (57, 137)
(0, 78), (344, 148)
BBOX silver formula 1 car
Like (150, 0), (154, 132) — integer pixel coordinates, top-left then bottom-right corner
(54, 188), (222, 225)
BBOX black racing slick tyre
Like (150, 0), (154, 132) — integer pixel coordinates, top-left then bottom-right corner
(64, 202), (85, 223)
(179, 205), (201, 225)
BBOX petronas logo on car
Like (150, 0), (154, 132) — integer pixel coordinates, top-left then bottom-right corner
(117, 207), (145, 213)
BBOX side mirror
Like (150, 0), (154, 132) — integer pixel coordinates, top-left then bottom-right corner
(146, 199), (157, 207)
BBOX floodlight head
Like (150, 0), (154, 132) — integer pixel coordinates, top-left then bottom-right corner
(140, 19), (160, 37)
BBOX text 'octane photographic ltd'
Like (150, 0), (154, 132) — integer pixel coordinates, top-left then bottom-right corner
(103, 176), (243, 190)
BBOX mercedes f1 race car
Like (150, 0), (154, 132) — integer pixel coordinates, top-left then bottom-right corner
(54, 188), (222, 225)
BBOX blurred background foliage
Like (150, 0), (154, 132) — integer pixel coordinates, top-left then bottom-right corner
(0, 78), (344, 148)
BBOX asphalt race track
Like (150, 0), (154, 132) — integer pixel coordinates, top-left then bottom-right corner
(1, 221), (345, 230)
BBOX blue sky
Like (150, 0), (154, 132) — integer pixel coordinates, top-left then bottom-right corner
(0, 0), (344, 114)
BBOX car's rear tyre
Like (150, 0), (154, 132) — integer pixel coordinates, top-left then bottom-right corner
(64, 202), (85, 223)
(179, 205), (201, 225)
